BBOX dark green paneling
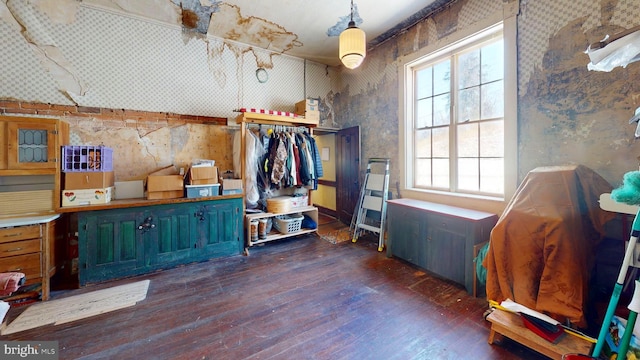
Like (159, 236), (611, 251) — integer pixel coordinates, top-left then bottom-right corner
(176, 214), (190, 250)
(157, 216), (173, 254)
(96, 223), (114, 264)
(120, 220), (137, 261)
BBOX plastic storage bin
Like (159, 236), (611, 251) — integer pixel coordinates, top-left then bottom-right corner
(62, 145), (113, 172)
(273, 214), (304, 234)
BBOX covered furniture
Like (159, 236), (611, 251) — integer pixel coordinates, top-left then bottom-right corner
(483, 165), (615, 327)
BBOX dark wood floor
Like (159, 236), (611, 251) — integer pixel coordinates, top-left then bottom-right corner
(2, 219), (550, 359)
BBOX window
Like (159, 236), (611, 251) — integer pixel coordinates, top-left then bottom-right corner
(401, 20), (516, 201)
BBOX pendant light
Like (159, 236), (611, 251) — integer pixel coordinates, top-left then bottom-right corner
(339, 0), (366, 69)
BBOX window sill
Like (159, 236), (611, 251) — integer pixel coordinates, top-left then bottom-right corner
(399, 188), (508, 215)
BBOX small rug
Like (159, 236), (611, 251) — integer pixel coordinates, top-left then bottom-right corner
(319, 228), (352, 244)
(1, 280), (150, 335)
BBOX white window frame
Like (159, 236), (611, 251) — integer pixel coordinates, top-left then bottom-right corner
(398, 6), (517, 209)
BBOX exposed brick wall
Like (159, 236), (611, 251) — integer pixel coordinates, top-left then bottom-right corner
(0, 100), (227, 126)
(0, 99), (236, 182)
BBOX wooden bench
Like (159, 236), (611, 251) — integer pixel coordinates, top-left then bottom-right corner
(487, 309), (594, 360)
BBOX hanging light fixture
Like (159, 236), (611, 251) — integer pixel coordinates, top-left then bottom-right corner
(339, 0), (366, 69)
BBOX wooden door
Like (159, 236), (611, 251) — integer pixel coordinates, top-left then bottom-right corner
(336, 126), (360, 225)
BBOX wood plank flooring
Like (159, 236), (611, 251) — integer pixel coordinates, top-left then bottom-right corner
(1, 220), (551, 359)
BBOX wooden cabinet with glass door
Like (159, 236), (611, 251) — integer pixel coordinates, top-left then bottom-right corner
(0, 116), (67, 173)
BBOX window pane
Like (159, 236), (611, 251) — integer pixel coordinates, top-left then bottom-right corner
(481, 40), (503, 83)
(433, 60), (451, 95)
(480, 120), (503, 157)
(458, 48), (480, 89)
(457, 122), (478, 157)
(480, 158), (503, 194)
(416, 68), (432, 99)
(432, 158), (449, 188)
(458, 87), (479, 123)
(481, 80), (504, 119)
(433, 93), (450, 126)
(458, 158), (479, 191)
(416, 98), (432, 128)
(415, 158), (431, 187)
(415, 129), (431, 157)
(432, 127), (449, 157)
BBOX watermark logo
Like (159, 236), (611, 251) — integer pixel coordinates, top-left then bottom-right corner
(0, 341), (58, 359)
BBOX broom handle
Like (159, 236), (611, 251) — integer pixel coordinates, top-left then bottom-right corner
(593, 209), (640, 357)
(619, 305), (639, 359)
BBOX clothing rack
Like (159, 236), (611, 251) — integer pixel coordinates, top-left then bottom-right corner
(245, 123), (308, 134)
(235, 111), (320, 253)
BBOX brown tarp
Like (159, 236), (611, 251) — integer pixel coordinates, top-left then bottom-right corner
(483, 165), (615, 327)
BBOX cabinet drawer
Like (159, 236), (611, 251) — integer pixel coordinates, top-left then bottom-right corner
(0, 239), (41, 258)
(0, 225), (41, 243)
(0, 253), (42, 279)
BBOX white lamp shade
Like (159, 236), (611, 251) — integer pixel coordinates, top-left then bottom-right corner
(340, 26), (366, 69)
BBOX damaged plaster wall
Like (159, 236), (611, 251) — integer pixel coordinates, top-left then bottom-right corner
(0, 1), (333, 180)
(333, 0), (640, 211)
(332, 0), (502, 209)
(66, 116), (235, 180)
(517, 0), (640, 185)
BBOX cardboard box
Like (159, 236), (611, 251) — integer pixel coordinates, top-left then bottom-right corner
(62, 187), (113, 206)
(185, 184), (220, 198)
(147, 190), (184, 200)
(64, 171), (114, 190)
(188, 166), (218, 185)
(147, 165), (184, 200)
(221, 178), (243, 190)
(114, 180), (144, 199)
(295, 98), (320, 123)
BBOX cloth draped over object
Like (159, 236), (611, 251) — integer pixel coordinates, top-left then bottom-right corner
(0, 272), (25, 296)
(483, 165), (615, 327)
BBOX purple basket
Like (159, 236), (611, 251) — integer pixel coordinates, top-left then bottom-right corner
(62, 145), (113, 172)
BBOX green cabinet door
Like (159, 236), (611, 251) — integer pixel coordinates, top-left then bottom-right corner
(425, 213), (467, 286)
(147, 203), (196, 267)
(79, 208), (145, 285)
(193, 199), (242, 259)
(387, 203), (427, 268)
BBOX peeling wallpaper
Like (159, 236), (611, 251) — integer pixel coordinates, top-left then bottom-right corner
(4, 0), (640, 206)
(0, 1), (334, 181)
(334, 0), (640, 202)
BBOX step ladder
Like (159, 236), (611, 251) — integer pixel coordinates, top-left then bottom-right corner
(351, 158), (390, 252)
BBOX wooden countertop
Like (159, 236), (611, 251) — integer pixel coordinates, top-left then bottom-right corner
(56, 194), (244, 213)
(0, 214), (61, 228)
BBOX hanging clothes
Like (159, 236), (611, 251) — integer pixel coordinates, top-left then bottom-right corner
(296, 133), (312, 186)
(244, 130), (264, 208)
(270, 133), (288, 187)
(305, 132), (323, 190)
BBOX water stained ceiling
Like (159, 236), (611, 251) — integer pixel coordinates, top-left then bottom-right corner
(83, 0), (450, 66)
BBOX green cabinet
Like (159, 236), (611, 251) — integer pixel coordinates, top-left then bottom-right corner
(387, 199), (498, 294)
(78, 198), (242, 285)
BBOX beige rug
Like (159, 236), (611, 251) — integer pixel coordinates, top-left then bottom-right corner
(319, 228), (353, 244)
(1, 280), (150, 335)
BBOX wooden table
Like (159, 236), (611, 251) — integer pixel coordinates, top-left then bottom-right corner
(487, 309), (593, 360)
